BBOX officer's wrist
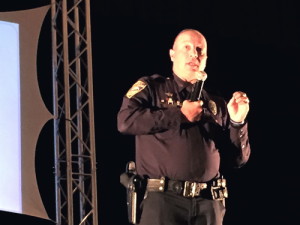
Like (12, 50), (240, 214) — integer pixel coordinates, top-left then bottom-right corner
(230, 119), (245, 127)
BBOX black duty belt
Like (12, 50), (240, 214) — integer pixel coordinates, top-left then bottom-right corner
(146, 177), (228, 201)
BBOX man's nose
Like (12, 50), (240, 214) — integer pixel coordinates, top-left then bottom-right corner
(189, 49), (198, 58)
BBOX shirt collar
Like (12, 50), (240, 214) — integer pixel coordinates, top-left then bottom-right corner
(172, 73), (193, 92)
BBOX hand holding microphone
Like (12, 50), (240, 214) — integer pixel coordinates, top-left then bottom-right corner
(181, 71), (207, 122)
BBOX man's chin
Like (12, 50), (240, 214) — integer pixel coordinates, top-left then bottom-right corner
(190, 79), (198, 84)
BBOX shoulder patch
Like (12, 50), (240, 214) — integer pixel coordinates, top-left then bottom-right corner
(126, 80), (147, 98)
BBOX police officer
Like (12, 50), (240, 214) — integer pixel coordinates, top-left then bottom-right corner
(117, 29), (251, 225)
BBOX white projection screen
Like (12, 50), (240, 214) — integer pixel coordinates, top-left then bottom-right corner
(0, 5), (53, 220)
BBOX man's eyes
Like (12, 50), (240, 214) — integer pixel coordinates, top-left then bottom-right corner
(196, 47), (203, 55)
(185, 45), (191, 50)
(184, 45), (203, 54)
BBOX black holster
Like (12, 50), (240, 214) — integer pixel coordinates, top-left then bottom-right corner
(120, 161), (146, 224)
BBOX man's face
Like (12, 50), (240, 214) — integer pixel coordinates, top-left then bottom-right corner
(169, 30), (207, 83)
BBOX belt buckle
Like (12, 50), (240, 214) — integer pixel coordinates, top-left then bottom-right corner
(183, 181), (207, 197)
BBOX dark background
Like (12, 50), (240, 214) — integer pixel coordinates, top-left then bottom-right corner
(1, 0), (299, 224)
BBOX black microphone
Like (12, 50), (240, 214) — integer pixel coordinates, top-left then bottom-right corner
(189, 80), (205, 101)
(189, 71), (207, 101)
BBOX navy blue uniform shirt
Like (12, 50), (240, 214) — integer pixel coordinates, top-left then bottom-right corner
(117, 73), (250, 182)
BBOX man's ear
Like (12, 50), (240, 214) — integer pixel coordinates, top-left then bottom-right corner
(169, 49), (175, 62)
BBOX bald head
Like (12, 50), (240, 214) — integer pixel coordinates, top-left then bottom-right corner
(173, 29), (207, 49)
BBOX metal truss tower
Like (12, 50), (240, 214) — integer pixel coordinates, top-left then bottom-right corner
(51, 0), (98, 225)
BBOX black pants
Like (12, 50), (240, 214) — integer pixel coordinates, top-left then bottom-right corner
(138, 191), (226, 225)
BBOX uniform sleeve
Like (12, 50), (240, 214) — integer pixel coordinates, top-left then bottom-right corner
(213, 96), (251, 169)
(117, 78), (183, 135)
(228, 122), (251, 167)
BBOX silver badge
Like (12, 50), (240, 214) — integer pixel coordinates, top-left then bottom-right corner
(208, 100), (217, 115)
